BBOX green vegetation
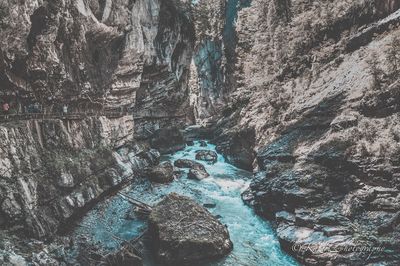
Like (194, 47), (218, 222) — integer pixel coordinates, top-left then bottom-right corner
(366, 52), (384, 91)
(274, 0), (292, 22)
(366, 37), (400, 92)
(386, 36), (400, 81)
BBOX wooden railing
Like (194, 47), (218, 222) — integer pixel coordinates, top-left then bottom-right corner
(0, 111), (186, 123)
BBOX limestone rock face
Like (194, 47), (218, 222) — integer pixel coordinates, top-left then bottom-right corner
(189, 0), (249, 123)
(219, 0), (400, 264)
(150, 126), (186, 154)
(148, 193), (233, 265)
(0, 0), (194, 113)
(0, 0), (194, 240)
(0, 117), (158, 238)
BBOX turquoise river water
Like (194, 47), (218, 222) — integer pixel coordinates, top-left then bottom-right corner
(75, 141), (298, 266)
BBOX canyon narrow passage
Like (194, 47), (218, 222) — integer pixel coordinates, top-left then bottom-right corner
(75, 140), (298, 265)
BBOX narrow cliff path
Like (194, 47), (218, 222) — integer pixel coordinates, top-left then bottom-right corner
(0, 112), (185, 123)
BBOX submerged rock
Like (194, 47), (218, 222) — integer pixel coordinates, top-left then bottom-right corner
(203, 203), (217, 208)
(174, 159), (210, 180)
(147, 162), (175, 183)
(199, 140), (208, 147)
(188, 168), (210, 180)
(104, 246), (143, 266)
(148, 193), (233, 265)
(195, 150), (218, 164)
(174, 159), (206, 171)
(186, 141), (195, 146)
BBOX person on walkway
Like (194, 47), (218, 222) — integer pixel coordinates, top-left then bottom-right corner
(33, 102), (40, 113)
(63, 104), (68, 116)
(2, 102), (10, 119)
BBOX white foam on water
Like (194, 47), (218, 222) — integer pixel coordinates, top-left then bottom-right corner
(76, 140), (298, 265)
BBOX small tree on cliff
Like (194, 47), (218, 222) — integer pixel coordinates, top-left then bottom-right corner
(386, 36), (400, 80)
(274, 0), (292, 22)
(367, 52), (384, 91)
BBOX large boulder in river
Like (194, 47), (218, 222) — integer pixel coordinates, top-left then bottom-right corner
(104, 245), (143, 266)
(147, 162), (175, 183)
(174, 159), (206, 171)
(195, 150), (218, 164)
(150, 127), (185, 154)
(174, 159), (210, 180)
(188, 168), (210, 180)
(148, 193), (233, 265)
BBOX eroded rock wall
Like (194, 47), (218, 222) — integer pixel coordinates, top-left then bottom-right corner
(0, 0), (194, 112)
(0, 116), (160, 238)
(189, 0), (249, 123)
(0, 0), (194, 239)
(213, 0), (400, 264)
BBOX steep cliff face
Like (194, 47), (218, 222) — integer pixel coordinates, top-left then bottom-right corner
(0, 116), (160, 239)
(189, 0), (249, 123)
(189, 0), (225, 122)
(134, 0), (194, 116)
(0, 0), (194, 241)
(0, 0), (193, 111)
(215, 0), (400, 264)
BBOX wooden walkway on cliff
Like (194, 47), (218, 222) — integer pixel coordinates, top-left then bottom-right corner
(0, 111), (185, 123)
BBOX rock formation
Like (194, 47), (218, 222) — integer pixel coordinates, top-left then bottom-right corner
(0, 0), (194, 255)
(189, 0), (249, 123)
(210, 0), (400, 264)
(174, 158), (209, 180)
(195, 149), (218, 164)
(146, 161), (175, 183)
(150, 126), (186, 154)
(148, 193), (233, 265)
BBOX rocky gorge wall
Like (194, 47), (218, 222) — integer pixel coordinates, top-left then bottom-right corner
(0, 0), (194, 112)
(0, 116), (160, 239)
(188, 0), (250, 124)
(211, 0), (400, 264)
(0, 0), (194, 242)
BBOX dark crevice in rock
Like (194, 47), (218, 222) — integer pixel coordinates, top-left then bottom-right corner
(27, 6), (49, 52)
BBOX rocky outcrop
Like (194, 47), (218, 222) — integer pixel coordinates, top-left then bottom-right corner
(215, 127), (256, 170)
(195, 150), (218, 164)
(148, 193), (232, 265)
(150, 126), (186, 154)
(146, 161), (175, 183)
(174, 159), (209, 180)
(0, 116), (159, 239)
(188, 168), (210, 180)
(206, 0), (400, 265)
(0, 0), (194, 113)
(189, 0), (249, 124)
